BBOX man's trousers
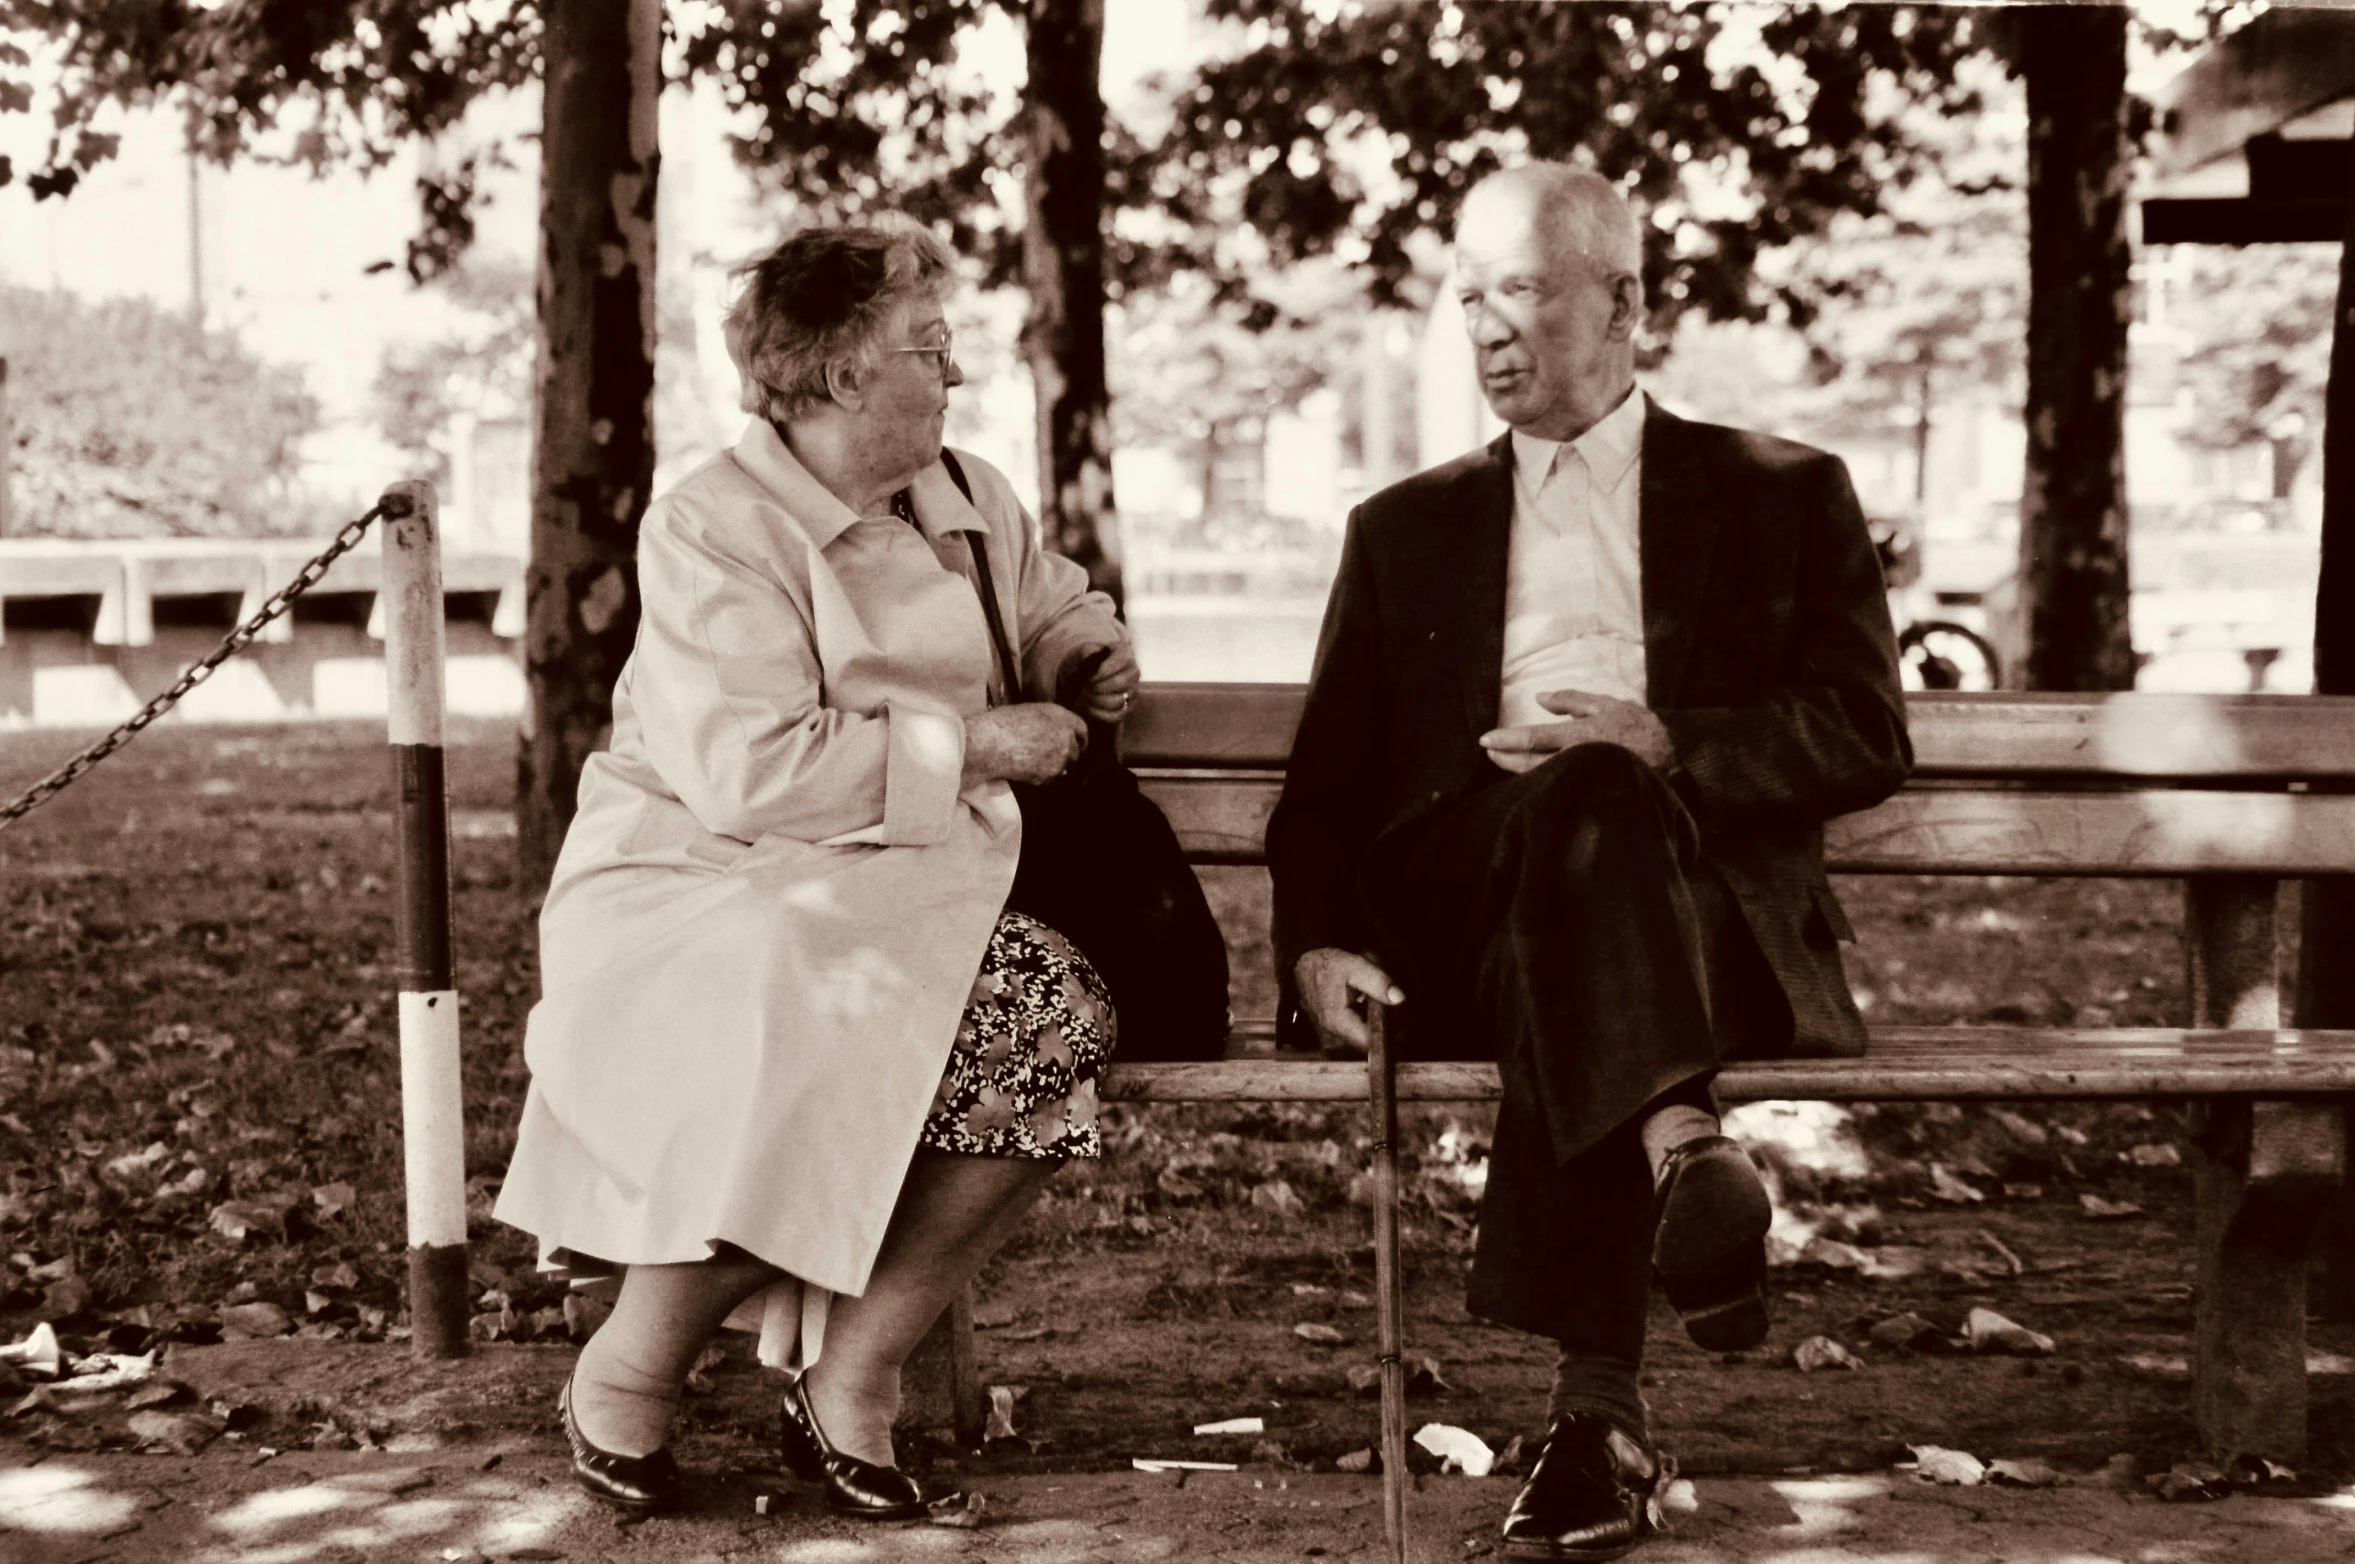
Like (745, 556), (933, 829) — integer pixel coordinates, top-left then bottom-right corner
(1363, 742), (1792, 1354)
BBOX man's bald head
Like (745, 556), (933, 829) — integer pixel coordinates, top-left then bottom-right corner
(1457, 164), (1642, 283)
(1450, 162), (1646, 442)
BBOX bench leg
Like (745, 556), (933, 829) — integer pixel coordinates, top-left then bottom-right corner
(2192, 1099), (2346, 1463)
(898, 1286), (987, 1448)
(1367, 1005), (1409, 1564)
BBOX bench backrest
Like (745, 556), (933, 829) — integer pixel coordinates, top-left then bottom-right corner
(1126, 688), (2355, 877)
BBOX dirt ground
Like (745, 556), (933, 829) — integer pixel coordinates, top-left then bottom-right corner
(7, 718), (2355, 1559)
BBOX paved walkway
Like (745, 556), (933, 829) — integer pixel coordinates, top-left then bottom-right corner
(8, 1446), (2355, 1564)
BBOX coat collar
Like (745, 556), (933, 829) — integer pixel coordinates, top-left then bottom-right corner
(1450, 432), (1517, 739)
(728, 420), (986, 551)
(1635, 398), (1715, 707)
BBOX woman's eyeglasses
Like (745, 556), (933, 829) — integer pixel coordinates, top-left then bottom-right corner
(891, 332), (957, 375)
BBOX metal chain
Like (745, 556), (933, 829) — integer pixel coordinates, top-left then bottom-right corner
(0, 496), (404, 831)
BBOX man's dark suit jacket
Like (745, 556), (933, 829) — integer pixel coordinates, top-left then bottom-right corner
(1267, 399), (1913, 1062)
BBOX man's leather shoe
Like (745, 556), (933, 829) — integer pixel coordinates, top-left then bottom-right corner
(1500, 1412), (1667, 1561)
(558, 1376), (682, 1515)
(1651, 1133), (1772, 1351)
(779, 1373), (956, 1521)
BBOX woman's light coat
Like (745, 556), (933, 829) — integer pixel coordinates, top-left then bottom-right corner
(495, 421), (1123, 1355)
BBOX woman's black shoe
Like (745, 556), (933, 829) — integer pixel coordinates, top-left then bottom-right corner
(558, 1376), (682, 1515)
(779, 1373), (953, 1521)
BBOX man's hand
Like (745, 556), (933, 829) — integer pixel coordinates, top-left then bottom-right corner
(1077, 640), (1141, 725)
(1478, 688), (1673, 774)
(1294, 947), (1404, 1056)
(965, 702), (1088, 786)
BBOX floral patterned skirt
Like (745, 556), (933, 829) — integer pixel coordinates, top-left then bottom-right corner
(920, 910), (1117, 1159)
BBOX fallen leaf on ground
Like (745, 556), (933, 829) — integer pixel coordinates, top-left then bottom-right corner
(1250, 1179), (1302, 1214)
(1907, 1445), (1986, 1485)
(326, 1467), (435, 1495)
(1987, 1457), (2063, 1487)
(64, 1352), (154, 1392)
(1867, 1313), (1956, 1354)
(2126, 1142), (2182, 1167)
(2228, 1454), (2299, 1487)
(928, 1490), (987, 1528)
(127, 1411), (218, 1455)
(1792, 1336), (1863, 1372)
(41, 1276), (92, 1319)
(1927, 1164), (1985, 1204)
(1962, 1306), (2054, 1356)
(2079, 1193), (2143, 1219)
(2147, 1461), (2230, 1502)
(1294, 1323), (1346, 1345)
(125, 1381), (192, 1411)
(1796, 1236), (1872, 1272)
(1412, 1423), (1495, 1477)
(1986, 1108), (2049, 1147)
(983, 1384), (1021, 1443)
(2117, 1352), (2188, 1377)
(218, 1302), (294, 1340)
(309, 1262), (360, 1291)
(208, 1202), (282, 1244)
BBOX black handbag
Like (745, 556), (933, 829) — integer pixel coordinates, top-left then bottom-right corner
(937, 453), (1232, 1062)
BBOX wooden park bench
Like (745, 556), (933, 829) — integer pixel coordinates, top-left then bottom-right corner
(916, 685), (2355, 1557)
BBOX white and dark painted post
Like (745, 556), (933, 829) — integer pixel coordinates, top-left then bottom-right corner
(381, 480), (470, 1357)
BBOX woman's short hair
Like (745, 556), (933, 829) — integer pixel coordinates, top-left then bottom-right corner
(725, 220), (957, 421)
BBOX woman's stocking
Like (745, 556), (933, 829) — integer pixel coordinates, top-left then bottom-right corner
(571, 1250), (781, 1457)
(803, 1149), (1058, 1466)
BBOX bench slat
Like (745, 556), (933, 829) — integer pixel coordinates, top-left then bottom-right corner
(1136, 774), (2355, 876)
(1123, 686), (2355, 780)
(1102, 1029), (2355, 1103)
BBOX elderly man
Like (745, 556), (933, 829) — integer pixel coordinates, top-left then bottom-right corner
(1267, 163), (1911, 1559)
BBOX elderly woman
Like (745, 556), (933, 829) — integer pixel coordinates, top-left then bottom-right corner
(494, 219), (1137, 1520)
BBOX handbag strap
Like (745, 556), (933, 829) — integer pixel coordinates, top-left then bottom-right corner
(936, 450), (1025, 705)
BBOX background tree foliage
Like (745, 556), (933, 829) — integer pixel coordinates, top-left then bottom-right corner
(0, 285), (320, 538)
(1145, 1), (1984, 325)
(2172, 243), (2341, 504)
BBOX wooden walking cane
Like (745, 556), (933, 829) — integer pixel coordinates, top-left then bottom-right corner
(1366, 999), (1409, 1564)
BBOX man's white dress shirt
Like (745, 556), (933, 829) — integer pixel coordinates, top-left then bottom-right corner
(1497, 387), (1648, 735)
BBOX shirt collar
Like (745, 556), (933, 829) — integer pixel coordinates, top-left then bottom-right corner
(1508, 384), (1646, 494)
(728, 420), (986, 549)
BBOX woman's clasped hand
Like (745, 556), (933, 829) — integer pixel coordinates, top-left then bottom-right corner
(963, 701), (1088, 786)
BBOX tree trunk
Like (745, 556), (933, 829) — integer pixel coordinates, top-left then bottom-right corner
(2016, 5), (2136, 692)
(1022, 0), (1122, 607)
(518, 0), (661, 888)
(2301, 141), (2355, 1317)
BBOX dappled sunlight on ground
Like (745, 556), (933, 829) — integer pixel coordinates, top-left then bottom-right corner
(8, 1454), (2355, 1563)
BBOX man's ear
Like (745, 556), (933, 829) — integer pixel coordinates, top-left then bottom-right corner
(1607, 273), (1646, 340)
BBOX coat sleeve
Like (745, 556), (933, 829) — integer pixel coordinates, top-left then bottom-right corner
(630, 508), (967, 847)
(957, 455), (1125, 699)
(1266, 507), (1387, 968)
(1656, 455), (1913, 826)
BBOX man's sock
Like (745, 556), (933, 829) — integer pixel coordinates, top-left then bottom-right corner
(1639, 1103), (1720, 1187)
(1548, 1348), (1648, 1445)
